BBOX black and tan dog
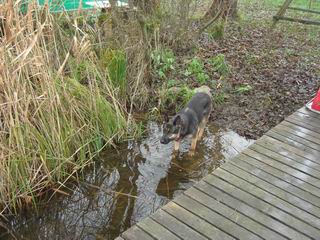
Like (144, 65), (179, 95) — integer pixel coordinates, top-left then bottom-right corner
(160, 86), (212, 155)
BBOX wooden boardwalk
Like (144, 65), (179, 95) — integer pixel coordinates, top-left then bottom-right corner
(116, 107), (320, 240)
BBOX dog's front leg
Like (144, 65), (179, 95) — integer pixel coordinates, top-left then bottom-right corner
(174, 140), (180, 152)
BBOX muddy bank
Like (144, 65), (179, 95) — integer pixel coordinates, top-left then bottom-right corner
(207, 22), (320, 139)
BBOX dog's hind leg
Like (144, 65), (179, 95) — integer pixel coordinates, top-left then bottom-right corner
(197, 116), (209, 140)
(189, 133), (198, 156)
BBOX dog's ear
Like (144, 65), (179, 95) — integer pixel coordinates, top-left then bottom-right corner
(173, 115), (182, 126)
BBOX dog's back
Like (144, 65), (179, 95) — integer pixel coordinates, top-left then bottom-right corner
(185, 92), (211, 124)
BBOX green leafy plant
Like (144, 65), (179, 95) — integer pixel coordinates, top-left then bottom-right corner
(210, 54), (230, 77)
(186, 58), (204, 75)
(101, 49), (127, 97)
(159, 85), (195, 111)
(207, 21), (225, 40)
(167, 79), (178, 88)
(196, 72), (210, 84)
(185, 58), (210, 84)
(151, 49), (176, 79)
(213, 92), (228, 105)
(235, 84), (253, 94)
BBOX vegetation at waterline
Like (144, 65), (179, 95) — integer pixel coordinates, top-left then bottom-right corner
(0, 1), (139, 214)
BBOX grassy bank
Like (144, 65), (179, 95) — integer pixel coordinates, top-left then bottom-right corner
(0, 2), (138, 214)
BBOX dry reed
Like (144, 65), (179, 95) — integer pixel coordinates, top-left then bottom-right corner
(0, 0), (132, 214)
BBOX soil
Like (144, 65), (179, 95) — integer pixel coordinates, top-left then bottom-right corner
(192, 14), (320, 139)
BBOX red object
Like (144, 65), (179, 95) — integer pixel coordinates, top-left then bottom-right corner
(311, 89), (320, 112)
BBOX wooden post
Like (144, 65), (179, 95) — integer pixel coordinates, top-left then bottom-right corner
(273, 0), (320, 27)
(273, 16), (320, 25)
(272, 0), (293, 27)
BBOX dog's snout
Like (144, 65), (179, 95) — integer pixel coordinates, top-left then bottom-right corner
(160, 136), (169, 144)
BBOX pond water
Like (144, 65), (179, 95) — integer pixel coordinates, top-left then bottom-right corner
(1, 122), (253, 240)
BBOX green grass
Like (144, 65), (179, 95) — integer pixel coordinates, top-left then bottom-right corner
(185, 58), (210, 84)
(151, 48), (176, 79)
(158, 85), (195, 112)
(241, 0), (320, 9)
(210, 54), (230, 77)
(207, 21), (225, 40)
(238, 0), (320, 25)
(101, 49), (128, 98)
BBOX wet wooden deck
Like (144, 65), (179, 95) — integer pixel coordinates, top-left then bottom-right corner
(116, 107), (320, 240)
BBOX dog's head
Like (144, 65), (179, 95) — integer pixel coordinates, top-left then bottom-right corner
(160, 114), (184, 144)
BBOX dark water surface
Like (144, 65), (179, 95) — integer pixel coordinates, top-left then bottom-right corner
(1, 122), (253, 240)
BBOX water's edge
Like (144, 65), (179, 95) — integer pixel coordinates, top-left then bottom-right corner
(3, 122), (253, 240)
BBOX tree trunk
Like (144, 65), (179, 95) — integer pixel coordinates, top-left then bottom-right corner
(204, 0), (238, 21)
(133, 0), (160, 14)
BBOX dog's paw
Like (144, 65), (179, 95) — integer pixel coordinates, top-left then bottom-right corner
(188, 151), (195, 157)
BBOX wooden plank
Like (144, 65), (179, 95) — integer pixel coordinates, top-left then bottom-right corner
(212, 168), (320, 230)
(151, 209), (208, 240)
(137, 218), (180, 240)
(270, 128), (320, 152)
(282, 121), (320, 140)
(297, 109), (320, 122)
(257, 135), (320, 164)
(294, 108), (320, 121)
(121, 225), (154, 240)
(162, 202), (235, 240)
(287, 6), (320, 14)
(255, 137), (320, 172)
(222, 161), (320, 217)
(298, 107), (320, 120)
(243, 148), (320, 189)
(286, 116), (320, 135)
(266, 130), (320, 156)
(291, 110), (320, 122)
(174, 194), (262, 240)
(273, 0), (293, 26)
(185, 187), (287, 240)
(196, 179), (310, 240)
(250, 143), (320, 179)
(274, 124), (320, 146)
(207, 172), (320, 239)
(273, 16), (320, 25)
(237, 153), (320, 198)
(193, 182), (299, 239)
(288, 114), (320, 132)
(234, 154), (320, 207)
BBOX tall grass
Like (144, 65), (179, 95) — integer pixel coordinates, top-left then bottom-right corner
(0, 1), (133, 214)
